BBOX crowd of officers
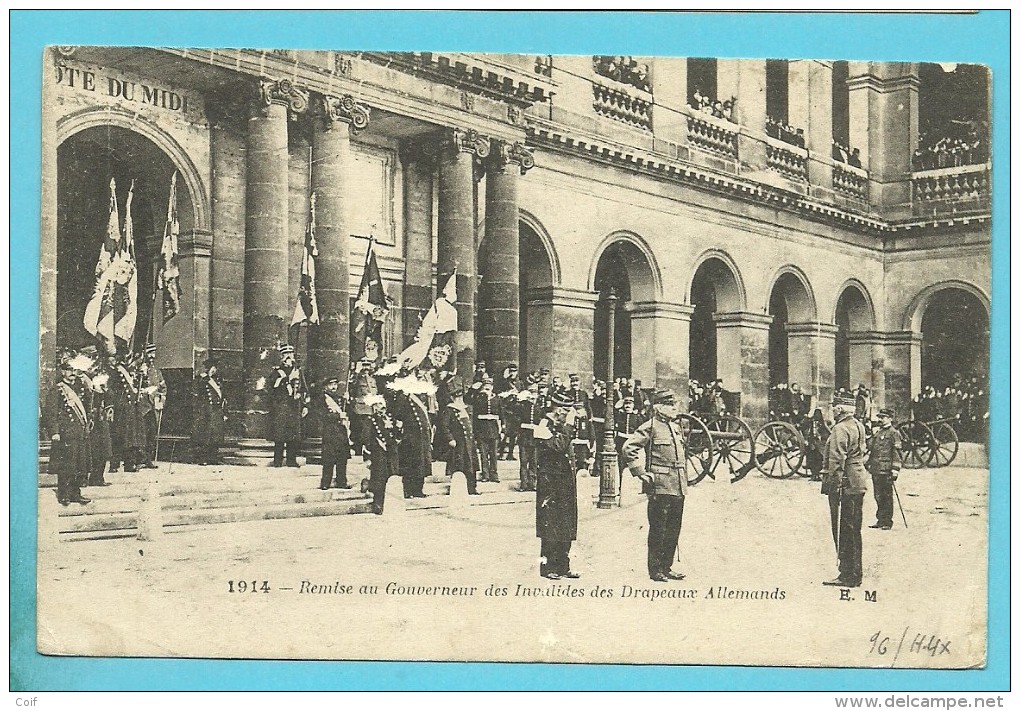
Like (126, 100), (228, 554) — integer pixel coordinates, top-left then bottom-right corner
(42, 344), (166, 506)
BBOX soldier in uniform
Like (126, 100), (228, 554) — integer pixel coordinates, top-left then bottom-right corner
(109, 353), (145, 473)
(564, 373), (590, 415)
(45, 356), (92, 505)
(534, 389), (581, 579)
(392, 377), (432, 499)
(348, 358), (378, 459)
(192, 357), (227, 466)
(496, 365), (521, 460)
(590, 380), (607, 457)
(87, 363), (113, 486)
(495, 362), (519, 396)
(138, 343), (167, 468)
(267, 344), (307, 468)
(622, 389), (688, 583)
(516, 379), (541, 492)
(822, 394), (869, 588)
(471, 375), (502, 483)
(437, 377), (481, 496)
(570, 399), (594, 475)
(614, 396), (641, 481)
(867, 408), (902, 531)
(318, 376), (352, 490)
(367, 396), (401, 514)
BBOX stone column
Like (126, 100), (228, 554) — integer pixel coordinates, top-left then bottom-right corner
(437, 128), (490, 381)
(400, 145), (435, 348)
(883, 331), (922, 418)
(40, 48), (59, 394)
(847, 62), (919, 216)
(525, 287), (599, 384)
(713, 311), (772, 426)
(242, 78), (308, 438)
(847, 331), (887, 408)
(206, 95), (248, 427)
(479, 140), (534, 376)
(308, 94), (370, 393)
(786, 322), (839, 411)
(717, 58), (767, 171)
(629, 302), (694, 410)
(788, 59), (834, 193)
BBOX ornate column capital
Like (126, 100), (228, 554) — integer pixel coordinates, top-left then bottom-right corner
(490, 139), (536, 175)
(253, 78), (309, 120)
(316, 93), (371, 135)
(445, 127), (491, 160)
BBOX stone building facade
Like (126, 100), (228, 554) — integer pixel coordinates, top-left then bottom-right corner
(41, 47), (991, 438)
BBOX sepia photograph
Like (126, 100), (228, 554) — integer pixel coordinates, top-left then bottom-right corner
(29, 20), (997, 675)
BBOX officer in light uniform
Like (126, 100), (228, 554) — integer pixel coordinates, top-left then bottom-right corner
(867, 408), (902, 531)
(822, 394), (869, 588)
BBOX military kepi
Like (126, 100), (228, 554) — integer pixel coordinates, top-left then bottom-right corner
(652, 388), (676, 405)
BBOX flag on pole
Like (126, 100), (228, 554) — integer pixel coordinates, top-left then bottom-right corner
(393, 269), (458, 371)
(157, 171), (182, 322)
(291, 191), (319, 326)
(83, 178), (122, 352)
(351, 237), (390, 364)
(113, 180), (139, 347)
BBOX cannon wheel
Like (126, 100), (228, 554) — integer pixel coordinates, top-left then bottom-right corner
(929, 420), (960, 468)
(675, 414), (715, 486)
(705, 413), (756, 483)
(897, 421), (936, 469)
(754, 421), (805, 479)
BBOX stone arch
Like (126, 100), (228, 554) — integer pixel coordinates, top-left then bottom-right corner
(765, 264), (818, 323)
(588, 230), (661, 302)
(57, 105), (209, 230)
(832, 279), (877, 331)
(686, 248), (746, 313)
(519, 209), (561, 287)
(904, 279), (990, 332)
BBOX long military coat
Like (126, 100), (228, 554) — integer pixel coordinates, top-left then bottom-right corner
(110, 363), (146, 450)
(438, 402), (479, 478)
(535, 417), (578, 542)
(395, 391), (432, 478)
(46, 381), (90, 478)
(267, 365), (305, 442)
(192, 373), (226, 449)
(319, 392), (351, 463)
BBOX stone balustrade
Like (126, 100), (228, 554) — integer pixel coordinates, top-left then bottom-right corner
(765, 135), (808, 181)
(686, 111), (738, 159)
(912, 164), (989, 211)
(592, 83), (653, 131)
(833, 163), (869, 201)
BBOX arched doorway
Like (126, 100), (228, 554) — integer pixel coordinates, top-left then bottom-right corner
(57, 125), (196, 351)
(57, 124), (197, 436)
(834, 283), (874, 391)
(920, 287), (989, 391)
(592, 238), (656, 384)
(689, 255), (742, 384)
(519, 218), (556, 373)
(766, 271), (816, 387)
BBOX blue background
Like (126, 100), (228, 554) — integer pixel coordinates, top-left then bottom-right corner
(10, 10), (1010, 691)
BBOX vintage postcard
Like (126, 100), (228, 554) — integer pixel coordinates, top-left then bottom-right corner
(36, 43), (991, 668)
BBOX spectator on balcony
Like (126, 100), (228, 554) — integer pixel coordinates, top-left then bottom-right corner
(848, 148), (863, 169)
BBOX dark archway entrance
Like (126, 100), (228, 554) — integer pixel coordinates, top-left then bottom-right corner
(593, 240), (655, 384)
(920, 288), (989, 390)
(519, 220), (555, 373)
(766, 272), (815, 387)
(834, 285), (873, 391)
(688, 257), (742, 385)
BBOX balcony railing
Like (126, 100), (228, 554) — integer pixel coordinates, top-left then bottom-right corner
(764, 135), (808, 182)
(911, 163), (990, 215)
(686, 111), (738, 159)
(833, 163), (869, 202)
(592, 83), (652, 131)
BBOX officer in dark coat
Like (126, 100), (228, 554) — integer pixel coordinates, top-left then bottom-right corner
(109, 354), (145, 472)
(87, 366), (113, 486)
(192, 357), (227, 465)
(822, 394), (869, 588)
(867, 408), (902, 530)
(267, 345), (307, 467)
(471, 375), (502, 483)
(614, 396), (641, 479)
(622, 389), (688, 583)
(348, 358), (378, 458)
(535, 389), (580, 579)
(318, 376), (352, 490)
(392, 379), (432, 498)
(45, 357), (92, 505)
(437, 378), (481, 495)
(516, 381), (541, 492)
(367, 396), (402, 514)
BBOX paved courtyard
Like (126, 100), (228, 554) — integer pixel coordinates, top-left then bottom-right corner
(36, 459), (988, 668)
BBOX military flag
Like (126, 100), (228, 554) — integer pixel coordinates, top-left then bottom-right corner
(351, 237), (389, 364)
(157, 171), (182, 322)
(394, 269), (458, 371)
(84, 179), (138, 354)
(291, 191), (320, 326)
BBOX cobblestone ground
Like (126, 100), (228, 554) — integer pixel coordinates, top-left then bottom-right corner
(36, 460), (988, 668)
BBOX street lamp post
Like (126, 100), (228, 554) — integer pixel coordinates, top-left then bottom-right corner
(598, 289), (619, 509)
